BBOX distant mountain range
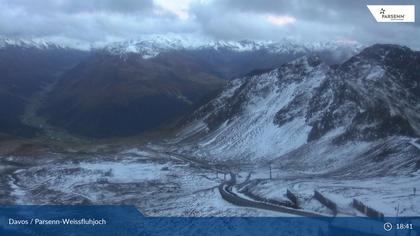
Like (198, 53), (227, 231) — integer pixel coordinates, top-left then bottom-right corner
(1, 35), (362, 59)
(102, 35), (361, 61)
(0, 36), (364, 138)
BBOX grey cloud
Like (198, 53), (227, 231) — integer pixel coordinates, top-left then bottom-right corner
(218, 0), (419, 23)
(3, 0), (154, 14)
(190, 0), (420, 48)
(0, 0), (419, 49)
(0, 0), (196, 42)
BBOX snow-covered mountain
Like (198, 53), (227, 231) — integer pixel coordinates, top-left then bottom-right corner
(0, 37), (94, 51)
(102, 34), (362, 60)
(173, 44), (420, 176)
(1, 38), (48, 49)
(0, 38), (69, 50)
(37, 35), (364, 138)
(1, 35), (363, 59)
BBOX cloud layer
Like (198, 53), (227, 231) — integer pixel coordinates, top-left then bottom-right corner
(0, 0), (419, 48)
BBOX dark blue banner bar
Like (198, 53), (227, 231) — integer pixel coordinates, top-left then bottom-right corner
(0, 206), (419, 236)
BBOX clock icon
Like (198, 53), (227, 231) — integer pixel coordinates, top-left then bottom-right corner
(384, 222), (393, 231)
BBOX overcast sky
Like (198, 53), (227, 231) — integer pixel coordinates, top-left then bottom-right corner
(0, 0), (419, 48)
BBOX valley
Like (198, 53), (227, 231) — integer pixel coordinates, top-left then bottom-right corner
(0, 143), (286, 216)
(1, 140), (419, 217)
(0, 39), (419, 217)
(20, 73), (82, 142)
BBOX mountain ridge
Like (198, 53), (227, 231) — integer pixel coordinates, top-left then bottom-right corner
(37, 37), (364, 138)
(171, 44), (420, 175)
(1, 35), (363, 61)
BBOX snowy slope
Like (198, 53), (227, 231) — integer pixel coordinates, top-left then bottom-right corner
(176, 56), (329, 161)
(173, 44), (420, 175)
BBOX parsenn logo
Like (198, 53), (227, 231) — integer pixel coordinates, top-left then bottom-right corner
(367, 5), (415, 22)
(380, 8), (386, 15)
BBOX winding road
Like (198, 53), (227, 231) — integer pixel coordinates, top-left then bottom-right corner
(168, 152), (328, 217)
(218, 173), (326, 217)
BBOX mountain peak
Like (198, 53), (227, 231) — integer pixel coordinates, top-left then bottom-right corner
(289, 55), (323, 67)
(357, 44), (413, 61)
(175, 42), (420, 163)
(0, 38), (63, 50)
(279, 54), (326, 76)
(101, 35), (363, 60)
(339, 43), (418, 75)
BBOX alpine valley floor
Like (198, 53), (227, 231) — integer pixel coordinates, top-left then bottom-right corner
(1, 141), (419, 217)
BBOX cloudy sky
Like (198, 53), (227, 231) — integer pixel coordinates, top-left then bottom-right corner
(0, 0), (419, 48)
